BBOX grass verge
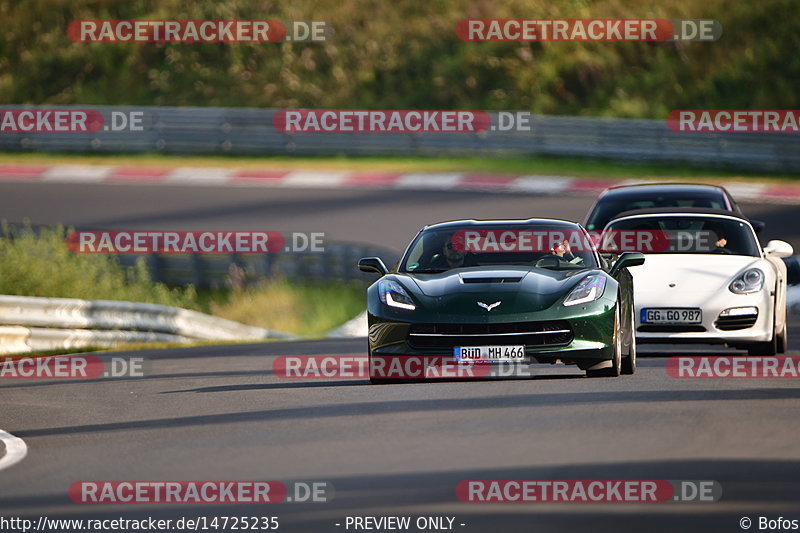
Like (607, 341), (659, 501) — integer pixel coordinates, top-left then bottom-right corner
(0, 225), (366, 336)
(205, 280), (365, 336)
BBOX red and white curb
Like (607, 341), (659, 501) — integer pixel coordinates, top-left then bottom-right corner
(2, 163), (800, 203)
(0, 429), (27, 471)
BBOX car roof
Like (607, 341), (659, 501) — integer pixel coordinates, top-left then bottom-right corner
(422, 218), (582, 231)
(601, 183), (729, 197)
(609, 207), (751, 222)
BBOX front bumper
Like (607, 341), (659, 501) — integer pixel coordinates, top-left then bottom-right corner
(634, 288), (773, 345)
(367, 300), (618, 368)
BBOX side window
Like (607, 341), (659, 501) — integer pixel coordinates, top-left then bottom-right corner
(726, 193), (740, 212)
(404, 238), (425, 270)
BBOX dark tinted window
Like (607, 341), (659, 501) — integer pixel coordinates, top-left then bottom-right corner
(585, 191), (728, 230)
(605, 216), (759, 256)
(400, 224), (599, 273)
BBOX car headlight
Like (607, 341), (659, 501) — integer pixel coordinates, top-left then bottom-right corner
(378, 279), (416, 310)
(729, 268), (764, 294)
(563, 275), (606, 307)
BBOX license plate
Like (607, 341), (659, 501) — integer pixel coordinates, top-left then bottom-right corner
(454, 345), (525, 363)
(641, 308), (702, 324)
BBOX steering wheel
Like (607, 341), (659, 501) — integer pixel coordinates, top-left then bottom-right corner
(534, 255), (561, 268)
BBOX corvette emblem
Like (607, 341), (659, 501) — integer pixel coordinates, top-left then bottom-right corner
(477, 301), (502, 311)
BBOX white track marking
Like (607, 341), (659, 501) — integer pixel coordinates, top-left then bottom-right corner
(0, 429), (28, 471)
(281, 170), (349, 187)
(42, 165), (114, 182)
(164, 167), (233, 184)
(508, 175), (574, 194)
(722, 182), (768, 201)
(394, 172), (464, 189)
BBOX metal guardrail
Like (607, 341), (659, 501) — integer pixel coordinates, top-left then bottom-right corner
(0, 294), (297, 354)
(0, 326), (190, 354)
(1, 106), (799, 172)
(0, 294), (293, 340)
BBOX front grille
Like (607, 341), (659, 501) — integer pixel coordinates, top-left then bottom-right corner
(638, 325), (707, 333)
(715, 314), (758, 331)
(407, 320), (573, 349)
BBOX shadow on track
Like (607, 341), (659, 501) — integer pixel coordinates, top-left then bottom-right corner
(2, 458), (800, 533)
(164, 373), (587, 393)
(14, 387), (800, 439)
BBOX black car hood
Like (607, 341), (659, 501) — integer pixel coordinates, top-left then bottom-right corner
(398, 266), (593, 315)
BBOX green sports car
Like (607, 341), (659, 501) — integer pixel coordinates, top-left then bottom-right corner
(358, 219), (644, 383)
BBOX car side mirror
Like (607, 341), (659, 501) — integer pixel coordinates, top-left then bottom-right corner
(358, 257), (388, 275)
(750, 219), (766, 234)
(764, 240), (794, 258)
(609, 252), (645, 277)
(598, 252), (617, 271)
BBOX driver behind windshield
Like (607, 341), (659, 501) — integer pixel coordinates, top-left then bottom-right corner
(401, 226), (599, 273)
(704, 223), (733, 254)
(549, 239), (583, 264)
(713, 233), (730, 253)
(552, 239), (575, 260)
(429, 233), (474, 269)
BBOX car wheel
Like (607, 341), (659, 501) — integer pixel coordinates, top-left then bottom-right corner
(621, 304), (636, 375)
(777, 321), (788, 354)
(587, 306), (622, 378)
(747, 322), (778, 356)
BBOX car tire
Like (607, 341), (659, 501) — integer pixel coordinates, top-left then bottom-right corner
(777, 321), (788, 354)
(621, 303), (636, 375)
(747, 322), (778, 356)
(587, 306), (622, 378)
(369, 377), (399, 385)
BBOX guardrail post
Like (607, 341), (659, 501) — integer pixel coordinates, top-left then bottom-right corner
(190, 253), (204, 287)
(146, 254), (162, 284)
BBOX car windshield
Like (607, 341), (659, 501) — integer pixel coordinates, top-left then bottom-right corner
(399, 224), (599, 273)
(585, 191), (728, 230)
(604, 216), (759, 256)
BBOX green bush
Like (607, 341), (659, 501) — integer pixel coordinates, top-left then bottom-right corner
(1, 0), (798, 117)
(208, 280), (365, 335)
(0, 223), (199, 307)
(0, 224), (365, 334)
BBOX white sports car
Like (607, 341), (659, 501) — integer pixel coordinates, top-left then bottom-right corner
(603, 208), (793, 355)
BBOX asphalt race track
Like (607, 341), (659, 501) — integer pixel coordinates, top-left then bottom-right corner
(1, 181), (799, 532)
(0, 181), (799, 252)
(2, 335), (800, 532)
